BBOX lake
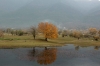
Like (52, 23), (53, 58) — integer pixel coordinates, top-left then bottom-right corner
(0, 44), (100, 66)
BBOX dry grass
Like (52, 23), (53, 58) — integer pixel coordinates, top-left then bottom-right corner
(0, 35), (100, 48)
(0, 35), (65, 48)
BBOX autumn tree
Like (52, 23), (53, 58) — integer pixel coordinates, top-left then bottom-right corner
(38, 22), (58, 41)
(98, 30), (100, 36)
(30, 26), (37, 39)
(83, 32), (91, 38)
(72, 30), (82, 40)
(69, 31), (73, 37)
(89, 28), (97, 36)
(93, 35), (99, 41)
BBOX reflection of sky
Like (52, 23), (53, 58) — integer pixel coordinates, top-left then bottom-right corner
(56, 44), (100, 66)
(0, 45), (100, 66)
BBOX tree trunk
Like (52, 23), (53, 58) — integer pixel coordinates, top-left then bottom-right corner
(45, 38), (47, 41)
(62, 34), (64, 37)
(78, 37), (80, 40)
(45, 47), (47, 50)
(33, 35), (35, 39)
(33, 47), (35, 52)
(95, 39), (98, 41)
(32, 47), (35, 56)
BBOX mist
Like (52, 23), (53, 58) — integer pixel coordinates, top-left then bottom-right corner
(0, 0), (100, 28)
(1, 0), (100, 12)
(0, 0), (32, 12)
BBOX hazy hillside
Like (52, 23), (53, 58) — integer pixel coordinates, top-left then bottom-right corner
(0, 0), (100, 28)
(81, 4), (100, 28)
(0, 1), (83, 28)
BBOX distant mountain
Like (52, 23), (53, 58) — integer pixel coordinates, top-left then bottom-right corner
(0, 0), (100, 28)
(81, 4), (100, 28)
(0, 1), (83, 28)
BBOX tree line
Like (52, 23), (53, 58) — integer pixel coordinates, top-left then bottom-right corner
(0, 22), (100, 41)
(60, 28), (100, 41)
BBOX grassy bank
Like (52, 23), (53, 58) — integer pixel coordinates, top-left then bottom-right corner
(0, 35), (100, 48)
(0, 35), (66, 48)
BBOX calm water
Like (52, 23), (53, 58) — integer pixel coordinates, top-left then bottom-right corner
(0, 44), (100, 66)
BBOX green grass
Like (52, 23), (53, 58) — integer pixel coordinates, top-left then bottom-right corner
(0, 35), (100, 48)
(0, 35), (65, 48)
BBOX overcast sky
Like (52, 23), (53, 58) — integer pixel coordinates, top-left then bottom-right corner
(0, 0), (33, 12)
(0, 0), (100, 28)
(0, 0), (100, 12)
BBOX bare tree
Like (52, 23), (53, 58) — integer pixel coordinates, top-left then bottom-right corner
(6, 28), (12, 35)
(11, 30), (15, 35)
(58, 29), (62, 35)
(62, 30), (69, 37)
(30, 26), (37, 39)
(0, 29), (4, 38)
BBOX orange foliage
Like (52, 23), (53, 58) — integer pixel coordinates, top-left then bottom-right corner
(98, 30), (100, 35)
(37, 48), (57, 65)
(38, 22), (58, 40)
(89, 28), (97, 35)
(72, 30), (82, 39)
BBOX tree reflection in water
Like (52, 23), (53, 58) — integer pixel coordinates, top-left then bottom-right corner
(75, 46), (79, 50)
(75, 46), (100, 50)
(37, 47), (57, 65)
(94, 46), (100, 50)
(27, 47), (36, 61)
